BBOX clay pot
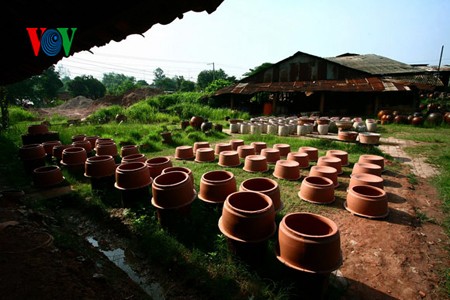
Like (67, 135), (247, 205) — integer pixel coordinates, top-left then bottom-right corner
(349, 173), (384, 190)
(32, 165), (64, 188)
(426, 112), (443, 126)
(84, 155), (117, 178)
(317, 124), (329, 135)
(201, 121), (213, 132)
(297, 124), (308, 136)
(317, 156), (342, 175)
(240, 123), (251, 134)
(95, 138), (114, 147)
(84, 136), (99, 149)
(52, 144), (73, 164)
(309, 166), (339, 188)
(230, 139), (244, 151)
(71, 134), (86, 142)
(317, 117), (330, 125)
(326, 150), (349, 166)
(299, 176), (335, 204)
(174, 146), (194, 160)
(278, 125), (289, 136)
(19, 143), (46, 161)
(161, 166), (194, 188)
(198, 170), (237, 204)
(160, 132), (172, 144)
(335, 121), (353, 131)
(121, 153), (147, 164)
(250, 141), (267, 154)
(42, 140), (62, 157)
(214, 143), (233, 155)
(286, 152), (309, 168)
(273, 143), (291, 157)
(444, 112), (450, 124)
(261, 148), (281, 164)
(146, 156), (172, 178)
(365, 119), (377, 132)
(243, 155), (269, 173)
(352, 162), (382, 177)
(229, 123), (240, 133)
(61, 147), (87, 167)
(273, 160), (301, 181)
(237, 145), (255, 159)
(180, 120), (190, 130)
(394, 115), (408, 124)
(214, 124), (223, 132)
(193, 141), (210, 153)
(338, 131), (358, 142)
(358, 132), (381, 145)
(412, 116), (424, 126)
(218, 191), (276, 242)
(115, 162), (152, 190)
(239, 177), (282, 212)
(190, 116), (204, 129)
(95, 142), (118, 157)
(28, 124), (49, 135)
(218, 150), (241, 167)
(358, 154), (384, 171)
(195, 147), (216, 163)
(345, 185), (389, 218)
(276, 212), (342, 273)
(298, 146), (318, 162)
(120, 145), (139, 157)
(72, 140), (92, 153)
(151, 171), (195, 209)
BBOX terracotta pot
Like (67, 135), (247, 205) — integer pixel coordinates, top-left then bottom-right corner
(160, 132), (172, 144)
(309, 166), (339, 188)
(121, 153), (147, 164)
(71, 134), (86, 142)
(161, 166), (194, 187)
(190, 116), (204, 129)
(317, 118), (330, 125)
(427, 112), (443, 125)
(61, 147), (87, 166)
(444, 112), (450, 124)
(345, 185), (389, 218)
(42, 140), (62, 157)
(193, 141), (210, 153)
(243, 155), (269, 173)
(19, 143), (46, 161)
(230, 139), (244, 150)
(95, 138), (114, 147)
(335, 121), (353, 131)
(201, 121), (213, 132)
(28, 124), (49, 135)
(120, 145), (139, 157)
(299, 176), (335, 204)
(84, 155), (117, 178)
(214, 143), (232, 155)
(250, 141), (267, 154)
(358, 132), (381, 145)
(349, 173), (384, 190)
(214, 124), (223, 132)
(146, 156), (172, 178)
(239, 177), (282, 212)
(237, 145), (255, 159)
(412, 116), (424, 126)
(286, 152), (309, 168)
(218, 150), (241, 167)
(352, 162), (382, 177)
(84, 136), (99, 149)
(174, 145), (194, 160)
(273, 160), (301, 181)
(32, 165), (64, 188)
(95, 141), (118, 157)
(72, 140), (92, 153)
(326, 150), (349, 166)
(151, 171), (195, 209)
(298, 146), (318, 162)
(358, 154), (384, 171)
(378, 110), (392, 119)
(317, 156), (342, 175)
(52, 145), (73, 164)
(273, 143), (291, 157)
(218, 191), (276, 242)
(198, 170), (236, 204)
(338, 131), (358, 142)
(181, 120), (190, 130)
(261, 148), (281, 164)
(195, 147), (216, 163)
(276, 212), (342, 273)
(115, 162), (152, 190)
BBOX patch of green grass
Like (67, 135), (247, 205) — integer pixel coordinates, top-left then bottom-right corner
(8, 106), (37, 124)
(407, 173), (419, 185)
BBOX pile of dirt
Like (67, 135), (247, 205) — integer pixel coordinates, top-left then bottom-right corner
(57, 96), (94, 109)
(121, 87), (162, 107)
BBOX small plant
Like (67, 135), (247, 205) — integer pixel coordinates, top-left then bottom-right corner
(414, 208), (437, 225)
(407, 173), (419, 185)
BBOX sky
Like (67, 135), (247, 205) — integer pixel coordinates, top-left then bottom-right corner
(55, 0), (450, 83)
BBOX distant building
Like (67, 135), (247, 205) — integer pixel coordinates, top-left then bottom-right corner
(214, 51), (444, 116)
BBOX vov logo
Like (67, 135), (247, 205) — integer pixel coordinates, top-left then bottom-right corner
(26, 28), (77, 57)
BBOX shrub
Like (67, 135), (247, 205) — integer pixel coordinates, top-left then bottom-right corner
(87, 105), (124, 124)
(8, 106), (37, 124)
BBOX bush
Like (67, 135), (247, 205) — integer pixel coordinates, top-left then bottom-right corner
(86, 105), (124, 124)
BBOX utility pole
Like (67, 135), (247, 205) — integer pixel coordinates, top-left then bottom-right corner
(208, 62), (215, 81)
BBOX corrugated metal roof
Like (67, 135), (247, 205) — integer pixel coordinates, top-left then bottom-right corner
(214, 77), (410, 96)
(327, 54), (422, 75)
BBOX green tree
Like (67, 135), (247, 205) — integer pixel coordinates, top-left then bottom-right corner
(242, 62), (273, 77)
(205, 79), (233, 94)
(67, 75), (106, 99)
(102, 72), (138, 96)
(197, 68), (234, 90)
(152, 68), (177, 91)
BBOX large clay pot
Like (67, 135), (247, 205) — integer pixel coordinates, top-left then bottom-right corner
(444, 112), (450, 124)
(358, 132), (381, 145)
(61, 147), (87, 172)
(146, 156), (172, 178)
(338, 131), (358, 142)
(381, 114), (393, 125)
(121, 153), (147, 164)
(298, 146), (318, 162)
(426, 112), (443, 126)
(240, 123), (251, 134)
(349, 173), (384, 190)
(352, 162), (382, 177)
(195, 147), (216, 163)
(299, 176), (335, 204)
(84, 136), (100, 149)
(174, 146), (195, 160)
(358, 154), (384, 171)
(180, 120), (190, 130)
(237, 145), (255, 159)
(286, 152), (309, 168)
(326, 150), (349, 166)
(32, 165), (64, 188)
(95, 138), (114, 147)
(201, 121), (213, 132)
(317, 156), (342, 175)
(28, 124), (49, 135)
(317, 124), (329, 135)
(273, 160), (301, 181)
(243, 155), (269, 173)
(190, 116), (204, 130)
(71, 134), (86, 142)
(52, 144), (73, 165)
(193, 141), (210, 153)
(85, 155), (117, 178)
(95, 141), (118, 157)
(297, 124), (308, 136)
(120, 145), (139, 157)
(161, 166), (194, 188)
(42, 140), (62, 158)
(151, 171), (195, 210)
(273, 143), (291, 157)
(214, 143), (233, 155)
(72, 140), (92, 154)
(335, 121), (353, 131)
(198, 170), (236, 204)
(261, 148), (281, 164)
(411, 116), (424, 126)
(218, 150), (241, 167)
(250, 142), (267, 154)
(309, 166), (339, 188)
(230, 139), (244, 151)
(276, 212), (342, 273)
(19, 143), (46, 161)
(365, 119), (377, 132)
(239, 177), (282, 212)
(345, 185), (388, 218)
(115, 162), (152, 190)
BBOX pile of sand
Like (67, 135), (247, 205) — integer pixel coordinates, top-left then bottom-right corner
(58, 96), (93, 109)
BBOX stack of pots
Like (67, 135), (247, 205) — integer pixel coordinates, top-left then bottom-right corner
(60, 147), (88, 176)
(84, 155), (117, 191)
(32, 165), (65, 188)
(19, 144), (46, 174)
(42, 140), (62, 162)
(115, 162), (152, 208)
(146, 156), (172, 178)
(240, 177), (283, 212)
(22, 124), (59, 145)
(218, 191), (276, 265)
